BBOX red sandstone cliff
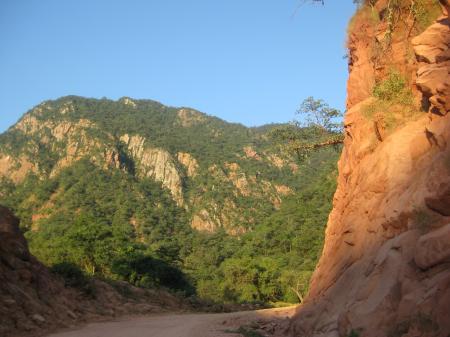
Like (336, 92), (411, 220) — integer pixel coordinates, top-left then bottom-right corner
(290, 1), (450, 336)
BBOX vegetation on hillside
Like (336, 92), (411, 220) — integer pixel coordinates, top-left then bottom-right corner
(0, 96), (340, 305)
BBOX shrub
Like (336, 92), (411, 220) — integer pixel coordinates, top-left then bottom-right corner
(411, 0), (442, 33)
(373, 71), (412, 104)
(111, 252), (194, 294)
(362, 70), (422, 134)
(348, 330), (360, 337)
(50, 262), (96, 297)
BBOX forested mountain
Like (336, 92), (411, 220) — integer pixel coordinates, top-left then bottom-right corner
(0, 96), (339, 304)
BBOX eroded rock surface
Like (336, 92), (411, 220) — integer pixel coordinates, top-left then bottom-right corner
(177, 152), (199, 177)
(289, 4), (450, 337)
(120, 134), (184, 206)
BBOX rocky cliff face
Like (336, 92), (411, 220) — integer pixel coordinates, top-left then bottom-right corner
(120, 134), (184, 206)
(0, 205), (185, 337)
(290, 2), (450, 337)
(1, 113), (121, 180)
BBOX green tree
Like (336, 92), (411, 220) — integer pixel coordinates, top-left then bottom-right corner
(271, 97), (344, 159)
(296, 96), (342, 133)
(64, 215), (114, 275)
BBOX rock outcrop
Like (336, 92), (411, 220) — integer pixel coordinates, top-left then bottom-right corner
(2, 115), (121, 179)
(0, 205), (186, 337)
(0, 154), (37, 183)
(191, 209), (217, 233)
(120, 134), (184, 206)
(177, 152), (199, 177)
(413, 16), (450, 116)
(290, 3), (450, 337)
(177, 108), (206, 127)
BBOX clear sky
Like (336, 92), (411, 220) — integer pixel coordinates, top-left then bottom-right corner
(0, 0), (356, 133)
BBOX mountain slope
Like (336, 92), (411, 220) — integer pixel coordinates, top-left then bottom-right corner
(0, 96), (340, 304)
(0, 96), (306, 234)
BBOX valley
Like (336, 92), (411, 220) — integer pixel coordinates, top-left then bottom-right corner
(0, 96), (339, 310)
(2, 1), (450, 337)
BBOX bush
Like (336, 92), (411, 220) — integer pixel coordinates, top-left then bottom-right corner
(50, 262), (96, 297)
(348, 330), (360, 337)
(411, 0), (442, 33)
(111, 252), (194, 294)
(362, 70), (422, 134)
(373, 71), (412, 104)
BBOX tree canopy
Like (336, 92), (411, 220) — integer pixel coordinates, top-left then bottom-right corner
(270, 97), (344, 159)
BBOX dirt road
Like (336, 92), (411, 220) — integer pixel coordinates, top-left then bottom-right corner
(46, 307), (296, 337)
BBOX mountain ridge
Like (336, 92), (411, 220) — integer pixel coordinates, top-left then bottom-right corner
(0, 95), (308, 234)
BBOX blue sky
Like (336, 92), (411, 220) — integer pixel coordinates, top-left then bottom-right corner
(0, 0), (356, 132)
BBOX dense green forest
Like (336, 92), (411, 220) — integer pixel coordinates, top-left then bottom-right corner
(0, 96), (340, 305)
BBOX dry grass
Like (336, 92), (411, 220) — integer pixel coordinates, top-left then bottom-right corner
(347, 4), (380, 39)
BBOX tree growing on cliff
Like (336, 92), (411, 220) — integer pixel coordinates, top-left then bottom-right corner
(271, 97), (344, 159)
(297, 97), (342, 133)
